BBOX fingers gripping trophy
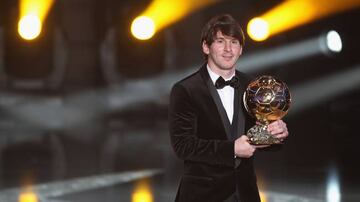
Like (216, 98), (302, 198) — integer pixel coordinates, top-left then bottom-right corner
(243, 75), (291, 145)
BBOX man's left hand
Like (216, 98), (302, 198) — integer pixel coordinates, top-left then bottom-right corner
(267, 120), (289, 141)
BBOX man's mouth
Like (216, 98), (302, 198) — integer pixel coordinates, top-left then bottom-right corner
(222, 55), (233, 60)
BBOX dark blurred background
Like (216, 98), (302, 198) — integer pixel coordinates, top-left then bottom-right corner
(0, 0), (359, 201)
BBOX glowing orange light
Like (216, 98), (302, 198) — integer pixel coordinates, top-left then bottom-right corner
(131, 0), (218, 40)
(18, 15), (42, 40)
(18, 0), (55, 40)
(19, 191), (38, 202)
(247, 17), (270, 41)
(132, 179), (153, 202)
(248, 0), (360, 41)
(259, 191), (268, 202)
(131, 16), (156, 40)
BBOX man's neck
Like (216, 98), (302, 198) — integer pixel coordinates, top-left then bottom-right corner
(207, 64), (235, 80)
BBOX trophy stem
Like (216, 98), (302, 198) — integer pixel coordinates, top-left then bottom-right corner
(247, 123), (282, 145)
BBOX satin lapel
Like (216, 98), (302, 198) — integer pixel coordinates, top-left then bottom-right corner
(199, 66), (232, 140)
(233, 86), (244, 168)
(231, 87), (240, 140)
(235, 72), (249, 138)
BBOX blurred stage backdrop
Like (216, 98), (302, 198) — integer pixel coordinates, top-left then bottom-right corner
(0, 0), (359, 202)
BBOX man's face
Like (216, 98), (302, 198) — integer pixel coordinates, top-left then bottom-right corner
(202, 31), (242, 71)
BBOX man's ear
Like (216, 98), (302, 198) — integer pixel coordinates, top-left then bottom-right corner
(202, 41), (210, 55)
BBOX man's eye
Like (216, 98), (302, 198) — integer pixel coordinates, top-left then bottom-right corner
(216, 39), (224, 43)
(232, 40), (239, 44)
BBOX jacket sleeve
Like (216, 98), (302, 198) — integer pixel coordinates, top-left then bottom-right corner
(169, 83), (235, 167)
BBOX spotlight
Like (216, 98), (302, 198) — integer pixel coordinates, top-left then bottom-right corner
(18, 14), (42, 40)
(326, 30), (342, 53)
(319, 30), (342, 55)
(326, 165), (341, 202)
(131, 0), (218, 39)
(132, 179), (153, 202)
(18, 0), (55, 41)
(290, 64), (360, 114)
(248, 0), (360, 40)
(131, 16), (156, 40)
(238, 30), (343, 73)
(19, 190), (39, 202)
(247, 17), (270, 41)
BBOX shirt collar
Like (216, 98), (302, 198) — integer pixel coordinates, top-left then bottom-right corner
(207, 65), (235, 85)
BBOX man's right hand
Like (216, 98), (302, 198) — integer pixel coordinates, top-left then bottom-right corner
(234, 135), (270, 158)
(234, 135), (256, 158)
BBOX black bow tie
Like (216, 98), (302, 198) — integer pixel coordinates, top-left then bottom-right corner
(215, 76), (240, 89)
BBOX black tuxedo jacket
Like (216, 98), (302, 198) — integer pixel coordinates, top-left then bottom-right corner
(169, 64), (261, 202)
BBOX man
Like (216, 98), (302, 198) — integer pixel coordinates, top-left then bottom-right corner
(169, 14), (289, 202)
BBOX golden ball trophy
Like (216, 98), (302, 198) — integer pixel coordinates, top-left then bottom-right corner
(243, 75), (291, 145)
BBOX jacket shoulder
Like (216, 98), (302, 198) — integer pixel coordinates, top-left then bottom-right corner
(236, 70), (253, 83)
(172, 69), (203, 90)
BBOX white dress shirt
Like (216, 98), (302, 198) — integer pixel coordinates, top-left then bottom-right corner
(207, 66), (235, 124)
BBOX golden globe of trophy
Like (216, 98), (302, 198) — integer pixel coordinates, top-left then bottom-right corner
(243, 75), (291, 145)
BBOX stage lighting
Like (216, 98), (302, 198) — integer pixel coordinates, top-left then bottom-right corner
(238, 30), (343, 73)
(131, 16), (156, 40)
(319, 30), (343, 55)
(19, 191), (38, 202)
(18, 0), (55, 41)
(326, 165), (341, 202)
(1, 0), (63, 89)
(132, 179), (153, 202)
(18, 14), (42, 40)
(247, 17), (269, 41)
(249, 0), (360, 41)
(259, 191), (268, 202)
(326, 30), (342, 53)
(106, 29), (346, 110)
(290, 64), (360, 114)
(132, 0), (218, 39)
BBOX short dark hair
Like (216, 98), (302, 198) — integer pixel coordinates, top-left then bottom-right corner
(200, 14), (245, 58)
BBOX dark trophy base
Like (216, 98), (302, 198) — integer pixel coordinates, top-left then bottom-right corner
(247, 124), (282, 145)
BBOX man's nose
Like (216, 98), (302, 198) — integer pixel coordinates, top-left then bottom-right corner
(224, 41), (231, 51)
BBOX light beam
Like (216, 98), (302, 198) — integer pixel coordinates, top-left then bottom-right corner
(18, 0), (55, 40)
(290, 64), (360, 114)
(131, 0), (218, 40)
(248, 0), (360, 41)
